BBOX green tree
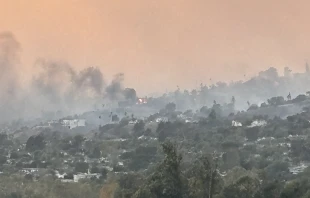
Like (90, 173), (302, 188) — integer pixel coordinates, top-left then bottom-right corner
(0, 133), (8, 145)
(187, 154), (222, 198)
(267, 96), (285, 106)
(259, 180), (283, 198)
(222, 175), (260, 198)
(133, 187), (156, 198)
(123, 88), (137, 101)
(280, 178), (310, 198)
(114, 173), (144, 198)
(0, 155), (7, 165)
(133, 120), (145, 137)
(91, 146), (101, 158)
(221, 141), (240, 170)
(264, 161), (289, 181)
(165, 102), (176, 113)
(208, 109), (216, 120)
(245, 127), (260, 141)
(73, 135), (85, 149)
(74, 162), (89, 173)
(137, 141), (186, 198)
(25, 134), (45, 151)
(112, 114), (120, 122)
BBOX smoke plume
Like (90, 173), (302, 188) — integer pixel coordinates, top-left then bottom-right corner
(72, 66), (105, 96)
(0, 32), (132, 123)
(105, 73), (125, 100)
(0, 32), (22, 121)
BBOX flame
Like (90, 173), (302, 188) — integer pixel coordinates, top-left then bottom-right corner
(136, 98), (147, 104)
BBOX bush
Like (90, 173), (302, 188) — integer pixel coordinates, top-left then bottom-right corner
(64, 173), (74, 179)
(24, 174), (33, 180)
(248, 104), (259, 111)
(0, 155), (7, 165)
(10, 152), (18, 159)
(267, 96), (285, 106)
(26, 135), (45, 151)
(91, 166), (100, 173)
(74, 162), (89, 173)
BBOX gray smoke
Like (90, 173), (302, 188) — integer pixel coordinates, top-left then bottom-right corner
(32, 59), (76, 104)
(31, 60), (108, 115)
(0, 32), (135, 123)
(0, 32), (22, 121)
(8, 31), (310, 123)
(0, 32), (20, 97)
(72, 66), (105, 96)
(105, 73), (125, 100)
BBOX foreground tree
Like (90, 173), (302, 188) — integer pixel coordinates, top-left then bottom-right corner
(26, 134), (45, 151)
(133, 141), (185, 198)
(222, 175), (260, 198)
(187, 154), (222, 198)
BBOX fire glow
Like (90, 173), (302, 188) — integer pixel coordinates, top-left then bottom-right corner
(136, 98), (147, 104)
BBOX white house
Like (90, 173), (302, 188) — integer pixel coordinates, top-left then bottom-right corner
(55, 170), (66, 179)
(62, 119), (86, 129)
(129, 120), (139, 125)
(248, 120), (267, 128)
(156, 117), (169, 123)
(289, 163), (309, 175)
(232, 120), (242, 127)
(73, 173), (101, 182)
(20, 168), (39, 174)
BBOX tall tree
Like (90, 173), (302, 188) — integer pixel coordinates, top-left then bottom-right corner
(135, 141), (185, 198)
(187, 154), (222, 198)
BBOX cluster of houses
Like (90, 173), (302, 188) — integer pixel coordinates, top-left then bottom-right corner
(231, 120), (267, 128)
(19, 168), (102, 183)
(54, 170), (102, 183)
(46, 119), (86, 129)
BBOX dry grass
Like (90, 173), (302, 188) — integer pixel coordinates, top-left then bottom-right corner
(100, 182), (118, 198)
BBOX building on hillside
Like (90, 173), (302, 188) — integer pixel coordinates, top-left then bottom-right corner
(61, 179), (75, 183)
(289, 163), (309, 175)
(20, 168), (39, 174)
(129, 120), (139, 125)
(156, 117), (169, 123)
(248, 120), (267, 128)
(62, 119), (86, 129)
(73, 173), (101, 182)
(232, 120), (242, 127)
(48, 120), (62, 127)
(19, 168), (47, 177)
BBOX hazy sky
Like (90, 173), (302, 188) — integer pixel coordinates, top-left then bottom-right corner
(1, 0), (310, 95)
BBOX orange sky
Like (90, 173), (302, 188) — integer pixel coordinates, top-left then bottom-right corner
(1, 0), (310, 95)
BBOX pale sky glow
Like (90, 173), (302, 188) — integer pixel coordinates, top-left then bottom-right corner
(1, 0), (310, 94)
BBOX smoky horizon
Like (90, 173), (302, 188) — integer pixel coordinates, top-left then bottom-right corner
(1, 0), (310, 95)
